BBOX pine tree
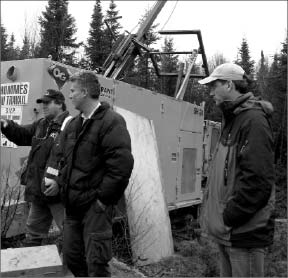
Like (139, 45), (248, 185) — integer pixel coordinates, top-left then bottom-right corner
(6, 34), (20, 61)
(160, 37), (179, 97)
(103, 0), (122, 55)
(256, 50), (269, 97)
(266, 37), (287, 164)
(235, 38), (255, 76)
(38, 0), (78, 64)
(19, 34), (30, 60)
(1, 24), (9, 61)
(85, 0), (106, 70)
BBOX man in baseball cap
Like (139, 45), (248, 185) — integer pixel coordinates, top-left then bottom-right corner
(1, 88), (71, 248)
(199, 62), (275, 277)
(36, 89), (65, 104)
(198, 63), (252, 106)
(198, 63), (245, 85)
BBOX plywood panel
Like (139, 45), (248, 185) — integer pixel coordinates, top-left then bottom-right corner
(115, 107), (174, 266)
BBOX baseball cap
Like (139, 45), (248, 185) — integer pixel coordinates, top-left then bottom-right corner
(36, 89), (65, 103)
(198, 63), (245, 85)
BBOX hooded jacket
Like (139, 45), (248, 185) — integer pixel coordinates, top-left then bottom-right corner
(56, 102), (134, 214)
(1, 111), (71, 204)
(200, 93), (275, 248)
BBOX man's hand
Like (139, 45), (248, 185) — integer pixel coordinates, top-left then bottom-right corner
(44, 177), (59, 196)
(1, 119), (8, 129)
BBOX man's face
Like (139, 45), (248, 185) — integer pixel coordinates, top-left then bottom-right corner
(69, 81), (85, 111)
(42, 100), (61, 119)
(209, 80), (231, 106)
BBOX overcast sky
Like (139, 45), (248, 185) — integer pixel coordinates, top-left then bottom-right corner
(1, 1), (287, 65)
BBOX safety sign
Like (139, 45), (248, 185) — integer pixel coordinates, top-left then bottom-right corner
(1, 82), (29, 148)
(1, 82), (30, 106)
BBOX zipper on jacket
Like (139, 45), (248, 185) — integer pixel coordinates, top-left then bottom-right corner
(224, 133), (231, 186)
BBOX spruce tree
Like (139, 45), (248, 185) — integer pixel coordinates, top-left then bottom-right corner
(38, 0), (78, 64)
(266, 37), (287, 164)
(85, 0), (106, 70)
(20, 34), (30, 60)
(160, 37), (179, 97)
(1, 24), (9, 61)
(256, 50), (269, 97)
(235, 38), (255, 76)
(6, 34), (20, 61)
(103, 0), (122, 54)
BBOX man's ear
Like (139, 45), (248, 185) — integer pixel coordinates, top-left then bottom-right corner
(227, 80), (234, 91)
(81, 88), (88, 97)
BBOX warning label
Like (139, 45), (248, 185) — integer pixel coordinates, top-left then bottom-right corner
(1, 82), (30, 106)
(1, 106), (23, 148)
(1, 82), (29, 148)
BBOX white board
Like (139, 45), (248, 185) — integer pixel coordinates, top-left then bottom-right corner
(115, 106), (174, 266)
(1, 245), (63, 277)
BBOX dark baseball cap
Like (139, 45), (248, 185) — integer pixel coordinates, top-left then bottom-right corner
(36, 89), (65, 103)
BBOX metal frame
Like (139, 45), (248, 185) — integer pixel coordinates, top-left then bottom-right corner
(151, 30), (209, 78)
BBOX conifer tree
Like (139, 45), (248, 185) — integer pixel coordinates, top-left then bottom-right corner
(103, 0), (122, 54)
(20, 34), (30, 60)
(267, 37), (287, 164)
(235, 38), (255, 76)
(85, 0), (106, 70)
(1, 24), (9, 61)
(160, 37), (179, 97)
(256, 50), (269, 96)
(38, 0), (78, 64)
(6, 34), (20, 61)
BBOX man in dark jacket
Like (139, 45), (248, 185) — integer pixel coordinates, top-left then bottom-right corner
(46, 71), (134, 277)
(199, 63), (275, 277)
(0, 89), (71, 246)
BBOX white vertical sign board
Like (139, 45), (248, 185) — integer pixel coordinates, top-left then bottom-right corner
(1, 82), (30, 148)
(115, 106), (174, 266)
(1, 106), (23, 148)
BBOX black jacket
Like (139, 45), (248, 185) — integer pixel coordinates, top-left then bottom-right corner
(200, 93), (275, 248)
(56, 102), (134, 213)
(1, 111), (71, 204)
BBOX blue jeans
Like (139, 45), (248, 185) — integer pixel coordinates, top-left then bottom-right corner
(218, 244), (265, 277)
(25, 201), (64, 245)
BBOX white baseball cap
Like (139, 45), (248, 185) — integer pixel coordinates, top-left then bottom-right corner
(198, 63), (245, 85)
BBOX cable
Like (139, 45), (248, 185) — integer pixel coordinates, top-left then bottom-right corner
(160, 0), (179, 31)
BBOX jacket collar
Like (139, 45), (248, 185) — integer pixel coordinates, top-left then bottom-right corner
(90, 101), (110, 120)
(219, 92), (273, 122)
(52, 111), (70, 125)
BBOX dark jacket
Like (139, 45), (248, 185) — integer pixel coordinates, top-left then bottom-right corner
(1, 111), (71, 204)
(200, 93), (275, 248)
(56, 102), (134, 214)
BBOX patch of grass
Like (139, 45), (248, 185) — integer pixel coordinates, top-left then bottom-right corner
(139, 237), (219, 277)
(138, 220), (287, 277)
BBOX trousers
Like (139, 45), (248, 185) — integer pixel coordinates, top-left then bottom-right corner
(25, 201), (64, 246)
(218, 244), (265, 277)
(63, 200), (113, 277)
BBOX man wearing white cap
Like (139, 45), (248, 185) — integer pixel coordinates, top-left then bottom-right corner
(199, 63), (275, 277)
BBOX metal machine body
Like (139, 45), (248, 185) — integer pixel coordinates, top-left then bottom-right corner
(1, 58), (204, 210)
(1, 0), (211, 211)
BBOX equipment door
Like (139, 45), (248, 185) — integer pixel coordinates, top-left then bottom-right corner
(176, 131), (202, 202)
